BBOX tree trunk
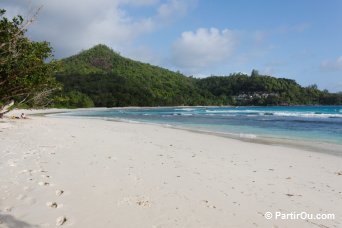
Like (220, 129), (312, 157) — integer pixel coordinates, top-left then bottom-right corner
(0, 100), (14, 118)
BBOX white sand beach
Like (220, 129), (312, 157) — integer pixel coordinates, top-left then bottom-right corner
(0, 110), (341, 228)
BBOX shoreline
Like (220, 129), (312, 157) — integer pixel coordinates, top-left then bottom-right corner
(46, 109), (342, 157)
(104, 117), (342, 156)
(0, 110), (341, 227)
(168, 124), (342, 156)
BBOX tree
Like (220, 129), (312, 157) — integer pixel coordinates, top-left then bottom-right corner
(0, 9), (60, 116)
(251, 69), (259, 77)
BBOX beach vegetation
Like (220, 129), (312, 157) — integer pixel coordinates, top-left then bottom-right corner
(0, 9), (60, 116)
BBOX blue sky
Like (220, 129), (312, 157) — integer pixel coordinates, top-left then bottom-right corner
(3, 0), (342, 91)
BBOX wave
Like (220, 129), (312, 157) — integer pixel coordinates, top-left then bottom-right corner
(205, 109), (257, 113)
(203, 113), (237, 117)
(181, 113), (193, 116)
(204, 109), (342, 118)
(121, 119), (142, 124)
(174, 108), (196, 111)
(239, 133), (257, 139)
(272, 112), (342, 118)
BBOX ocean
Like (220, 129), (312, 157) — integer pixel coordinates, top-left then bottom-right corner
(58, 106), (342, 148)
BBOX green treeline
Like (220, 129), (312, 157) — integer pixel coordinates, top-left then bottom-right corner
(53, 44), (342, 108)
(196, 73), (342, 106)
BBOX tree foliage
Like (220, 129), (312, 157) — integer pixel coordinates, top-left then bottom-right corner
(0, 9), (60, 112)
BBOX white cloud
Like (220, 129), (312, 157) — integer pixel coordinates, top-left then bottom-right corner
(1, 0), (195, 58)
(320, 56), (342, 71)
(171, 28), (237, 72)
(157, 0), (193, 19)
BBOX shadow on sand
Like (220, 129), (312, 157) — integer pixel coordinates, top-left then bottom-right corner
(0, 213), (39, 228)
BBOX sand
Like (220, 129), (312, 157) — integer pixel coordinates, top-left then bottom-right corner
(0, 110), (341, 228)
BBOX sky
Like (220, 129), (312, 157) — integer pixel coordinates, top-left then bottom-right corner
(2, 0), (342, 91)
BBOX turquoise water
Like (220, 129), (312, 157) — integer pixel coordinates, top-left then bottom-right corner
(61, 106), (342, 145)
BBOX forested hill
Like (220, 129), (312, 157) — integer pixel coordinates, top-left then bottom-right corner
(55, 44), (219, 107)
(53, 44), (342, 107)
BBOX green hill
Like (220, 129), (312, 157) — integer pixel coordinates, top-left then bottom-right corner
(53, 44), (342, 107)
(54, 44), (219, 107)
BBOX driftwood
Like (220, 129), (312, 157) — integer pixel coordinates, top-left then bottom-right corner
(0, 100), (14, 118)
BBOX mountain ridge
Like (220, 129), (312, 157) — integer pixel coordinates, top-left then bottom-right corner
(53, 44), (342, 107)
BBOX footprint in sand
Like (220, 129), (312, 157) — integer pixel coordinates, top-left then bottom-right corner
(56, 190), (64, 196)
(56, 216), (67, 226)
(135, 197), (151, 208)
(38, 181), (50, 186)
(202, 200), (217, 209)
(117, 196), (152, 208)
(46, 202), (59, 208)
